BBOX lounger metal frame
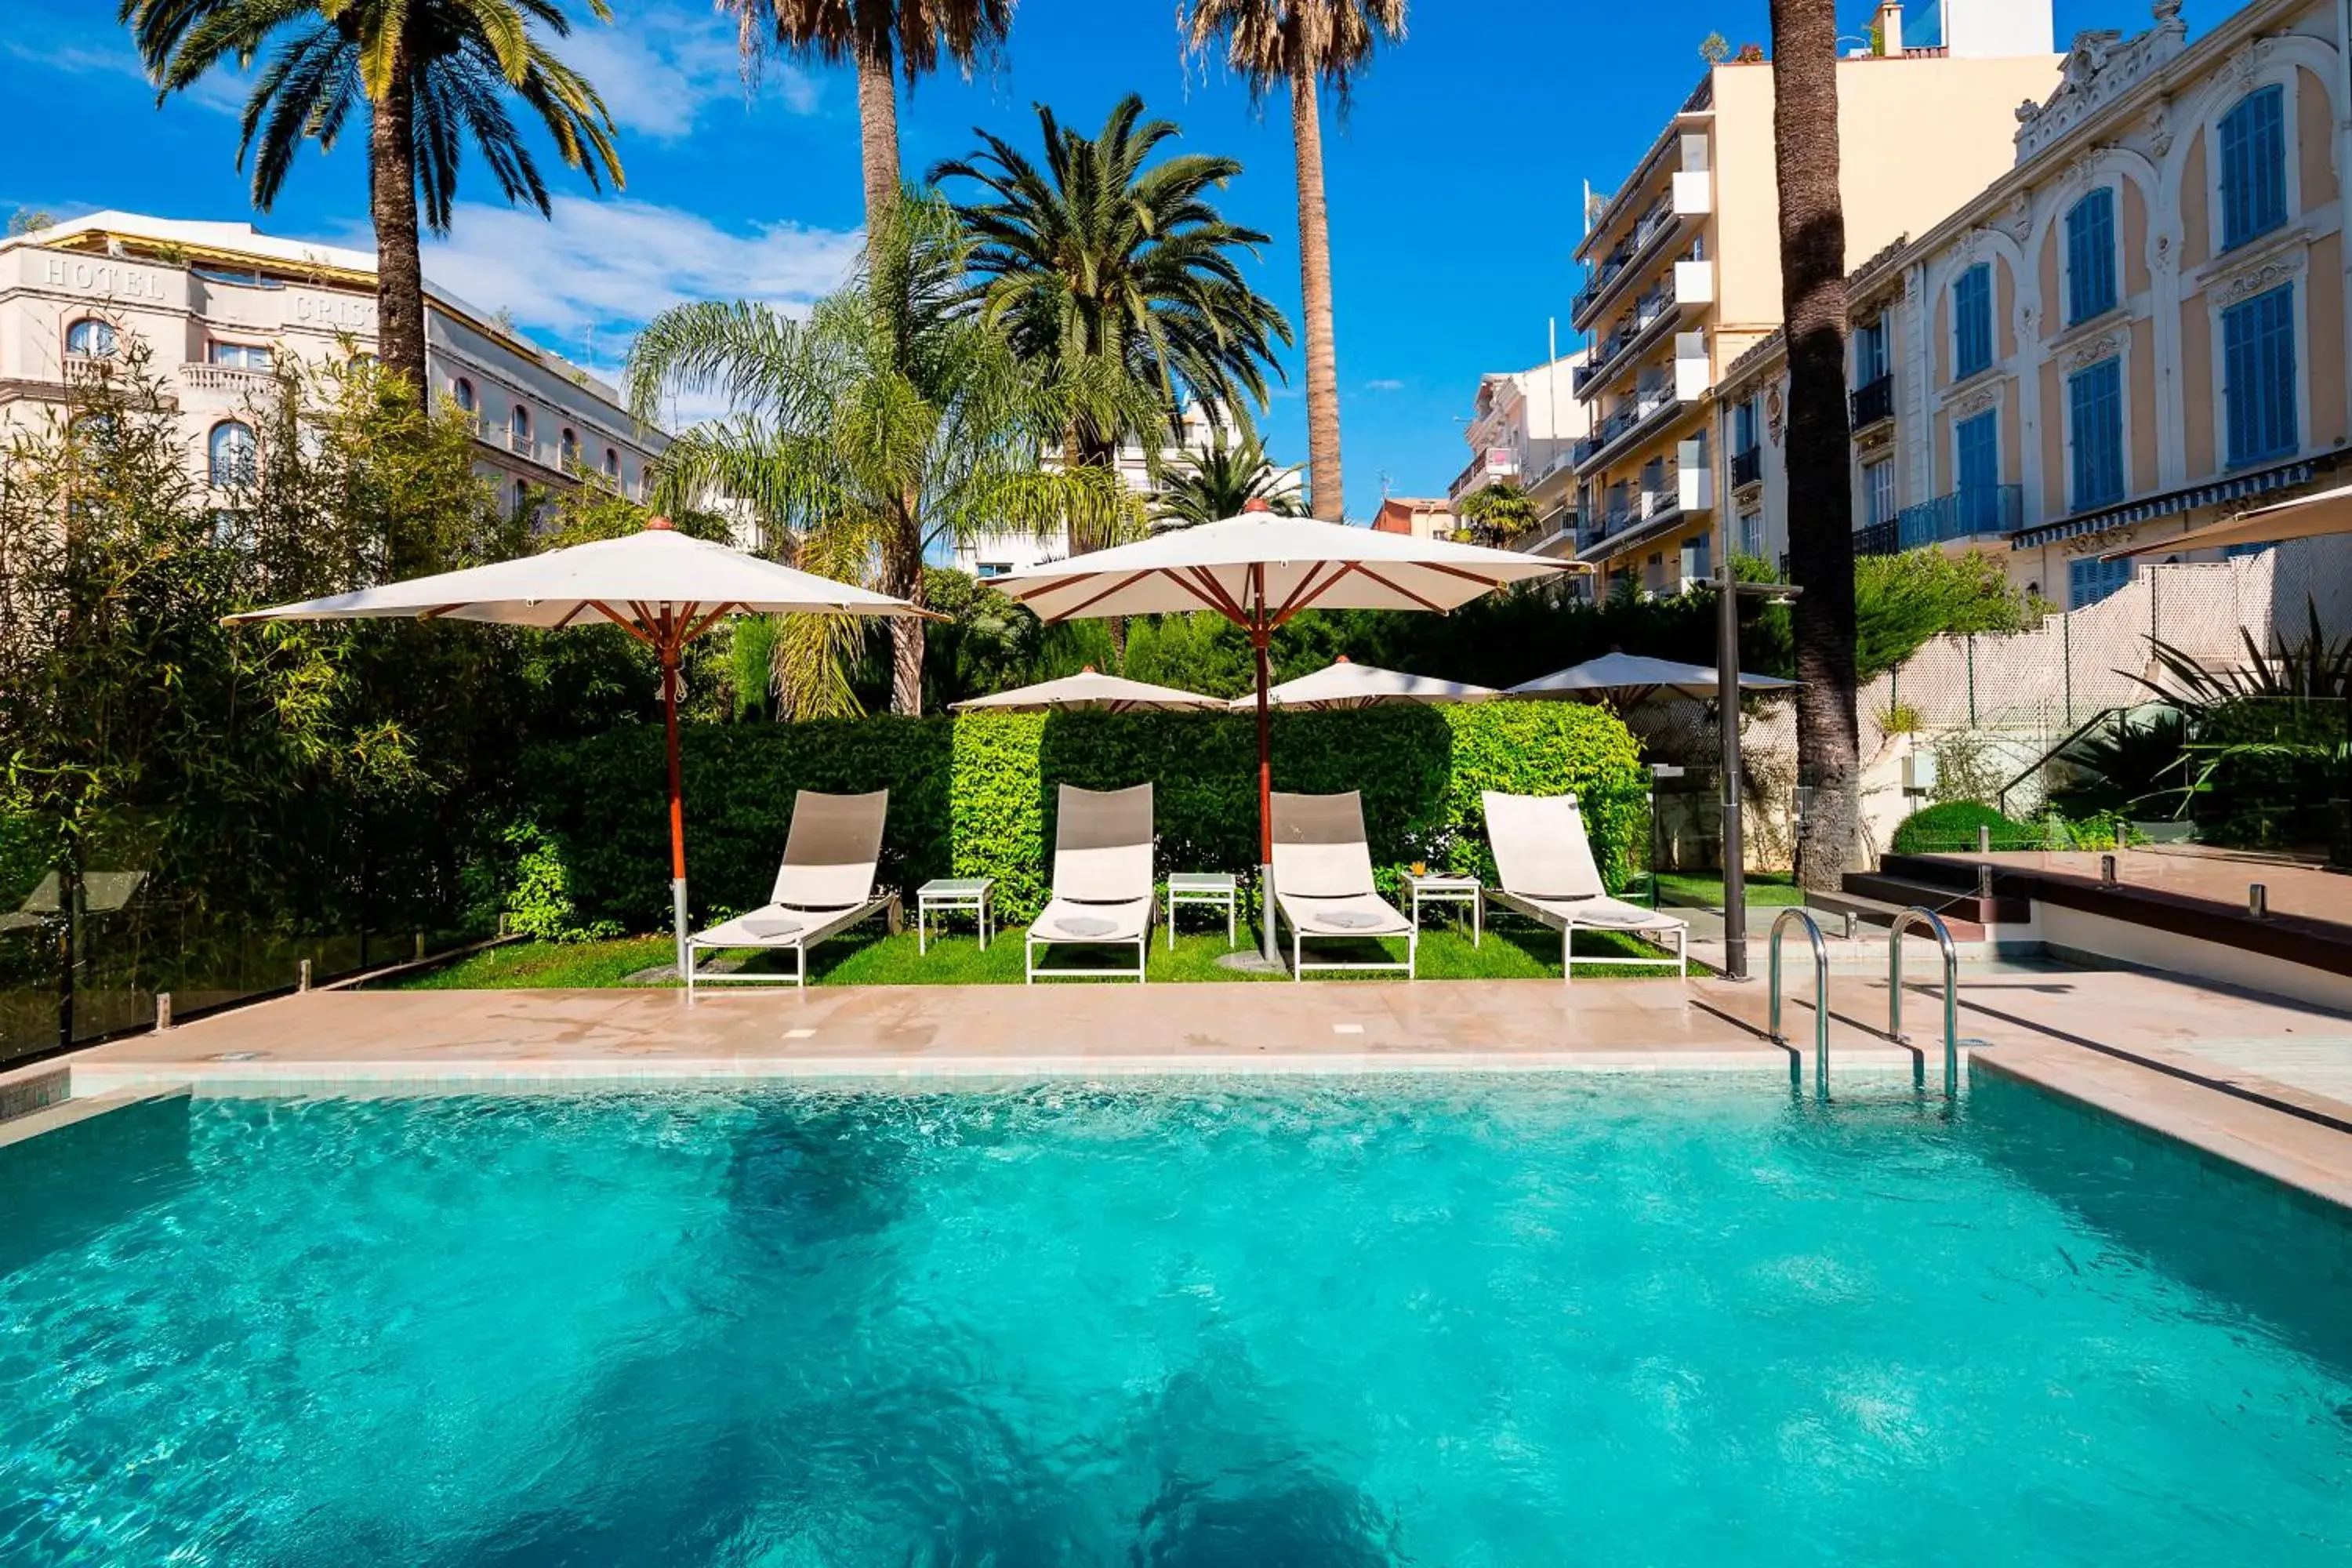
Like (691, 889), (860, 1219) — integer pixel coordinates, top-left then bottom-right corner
(1025, 899), (1156, 985)
(1277, 898), (1418, 982)
(1483, 888), (1688, 982)
(684, 893), (901, 996)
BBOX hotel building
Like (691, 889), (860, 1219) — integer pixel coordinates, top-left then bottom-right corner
(1569, 0), (2062, 593)
(1448, 350), (1591, 558)
(0, 212), (665, 519)
(1716, 0), (2352, 609)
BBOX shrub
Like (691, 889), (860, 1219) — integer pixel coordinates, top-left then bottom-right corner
(1890, 800), (2038, 855)
(514, 703), (1648, 930)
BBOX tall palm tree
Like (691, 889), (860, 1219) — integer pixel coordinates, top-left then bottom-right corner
(123, 0), (625, 394)
(626, 195), (1136, 717)
(1768, 0), (1861, 889)
(1184, 0), (1405, 522)
(1152, 432), (1302, 527)
(721, 0), (1014, 244)
(930, 92), (1291, 532)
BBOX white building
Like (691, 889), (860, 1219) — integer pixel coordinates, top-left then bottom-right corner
(0, 212), (665, 519)
(1448, 350), (1592, 557)
(950, 403), (1300, 578)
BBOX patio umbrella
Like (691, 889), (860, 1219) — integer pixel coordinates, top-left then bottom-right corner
(227, 516), (931, 976)
(1243, 655), (1498, 710)
(2103, 477), (2352, 558)
(949, 666), (1223, 714)
(994, 501), (1580, 957)
(1507, 652), (1796, 707)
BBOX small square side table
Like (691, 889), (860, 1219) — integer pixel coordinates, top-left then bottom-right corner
(1406, 873), (1482, 946)
(916, 877), (993, 953)
(1166, 871), (1238, 949)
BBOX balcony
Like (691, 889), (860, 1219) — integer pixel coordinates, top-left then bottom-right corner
(1570, 198), (1683, 330)
(506, 427), (534, 457)
(1879, 483), (2023, 552)
(179, 362), (277, 397)
(1730, 445), (1762, 488)
(1849, 372), (1894, 430)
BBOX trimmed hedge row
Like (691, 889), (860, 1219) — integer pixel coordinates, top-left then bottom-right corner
(514, 703), (1648, 931)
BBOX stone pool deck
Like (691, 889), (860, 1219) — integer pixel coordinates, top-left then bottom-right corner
(9, 965), (2352, 1210)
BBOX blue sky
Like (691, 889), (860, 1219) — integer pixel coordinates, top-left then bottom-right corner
(5, 0), (2198, 514)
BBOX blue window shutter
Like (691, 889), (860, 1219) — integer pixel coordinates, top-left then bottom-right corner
(2220, 87), (2288, 251)
(2066, 191), (2117, 324)
(1956, 409), (1998, 532)
(1954, 265), (1991, 379)
(2223, 284), (2298, 466)
(2067, 359), (2124, 510)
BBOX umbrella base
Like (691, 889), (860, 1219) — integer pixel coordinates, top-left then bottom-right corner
(672, 877), (690, 979)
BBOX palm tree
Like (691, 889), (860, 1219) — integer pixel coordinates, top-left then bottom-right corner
(626, 195), (1136, 718)
(1454, 480), (1536, 546)
(1768, 0), (1861, 890)
(930, 93), (1291, 528)
(1184, 0), (1405, 522)
(1152, 432), (1302, 527)
(123, 0), (624, 394)
(721, 1), (1013, 244)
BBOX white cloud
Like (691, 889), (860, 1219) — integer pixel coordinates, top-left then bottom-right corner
(1364, 377), (1406, 392)
(559, 7), (819, 140)
(5, 39), (249, 115)
(412, 195), (861, 336)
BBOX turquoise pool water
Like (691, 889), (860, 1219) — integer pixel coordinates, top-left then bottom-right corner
(2, 1076), (2347, 1565)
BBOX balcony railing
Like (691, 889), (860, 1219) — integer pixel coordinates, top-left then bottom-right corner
(1853, 520), (1901, 557)
(1570, 198), (1680, 327)
(179, 362), (278, 396)
(506, 427), (533, 456)
(1885, 483), (2023, 550)
(1730, 446), (1762, 488)
(1849, 373), (1894, 429)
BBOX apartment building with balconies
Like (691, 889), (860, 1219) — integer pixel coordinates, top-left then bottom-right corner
(1570, 0), (2063, 594)
(1713, 0), (2352, 611)
(1446, 350), (1590, 557)
(0, 212), (665, 522)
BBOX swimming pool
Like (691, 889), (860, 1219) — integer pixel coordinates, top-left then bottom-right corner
(2, 1076), (2346, 1564)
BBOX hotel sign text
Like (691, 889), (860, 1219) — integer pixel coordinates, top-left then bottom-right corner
(42, 257), (167, 299)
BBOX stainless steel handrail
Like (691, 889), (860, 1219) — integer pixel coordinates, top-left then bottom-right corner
(1769, 907), (1831, 1103)
(1888, 906), (1961, 1101)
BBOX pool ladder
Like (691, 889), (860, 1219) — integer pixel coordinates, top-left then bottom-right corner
(1768, 906), (1961, 1103)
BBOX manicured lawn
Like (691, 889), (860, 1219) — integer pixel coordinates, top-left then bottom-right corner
(1653, 869), (1804, 910)
(393, 912), (1682, 989)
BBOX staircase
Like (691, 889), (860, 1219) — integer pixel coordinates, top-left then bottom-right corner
(1809, 853), (2029, 941)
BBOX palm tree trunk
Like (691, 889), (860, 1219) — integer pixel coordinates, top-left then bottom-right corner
(368, 54), (428, 397)
(887, 490), (925, 715)
(1769, 0), (1862, 891)
(1288, 60), (1345, 523)
(854, 44), (902, 241)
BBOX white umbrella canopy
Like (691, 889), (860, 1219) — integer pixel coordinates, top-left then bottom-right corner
(2103, 478), (2352, 559)
(1508, 652), (1796, 703)
(228, 517), (931, 977)
(1243, 655), (1498, 710)
(996, 503), (1583, 959)
(950, 666), (1222, 713)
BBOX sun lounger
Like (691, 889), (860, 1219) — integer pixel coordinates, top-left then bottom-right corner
(1481, 789), (1688, 981)
(686, 789), (898, 994)
(1026, 783), (1156, 983)
(1272, 790), (1416, 981)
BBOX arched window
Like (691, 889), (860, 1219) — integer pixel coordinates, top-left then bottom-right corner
(451, 376), (476, 412)
(603, 446), (620, 480)
(209, 420), (257, 488)
(64, 318), (116, 358)
(560, 427), (579, 468)
(509, 404), (532, 452)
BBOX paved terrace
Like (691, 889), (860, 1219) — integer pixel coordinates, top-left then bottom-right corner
(11, 963), (2350, 1211)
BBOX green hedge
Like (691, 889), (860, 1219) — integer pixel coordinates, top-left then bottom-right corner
(1890, 800), (2038, 854)
(514, 703), (1648, 931)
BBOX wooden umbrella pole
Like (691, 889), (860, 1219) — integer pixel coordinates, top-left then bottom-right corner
(659, 614), (690, 979)
(1253, 565), (1277, 963)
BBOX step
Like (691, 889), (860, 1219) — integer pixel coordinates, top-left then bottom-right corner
(1842, 871), (2029, 927)
(1806, 888), (1988, 942)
